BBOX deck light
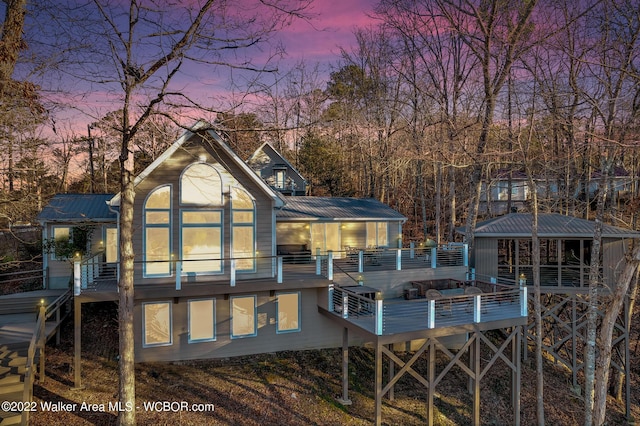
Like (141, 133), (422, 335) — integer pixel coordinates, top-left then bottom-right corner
(357, 275), (364, 286)
(519, 273), (527, 286)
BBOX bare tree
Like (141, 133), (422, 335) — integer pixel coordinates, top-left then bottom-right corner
(62, 1), (313, 424)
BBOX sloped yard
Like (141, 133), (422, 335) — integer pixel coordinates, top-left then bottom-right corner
(30, 302), (639, 425)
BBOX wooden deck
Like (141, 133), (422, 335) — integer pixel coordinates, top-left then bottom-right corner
(0, 289), (70, 350)
(322, 284), (528, 342)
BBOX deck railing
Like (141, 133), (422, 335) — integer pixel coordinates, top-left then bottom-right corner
(73, 242), (468, 294)
(329, 282), (527, 336)
(22, 289), (71, 425)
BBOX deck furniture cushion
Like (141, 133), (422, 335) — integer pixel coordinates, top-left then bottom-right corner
(277, 244), (312, 263)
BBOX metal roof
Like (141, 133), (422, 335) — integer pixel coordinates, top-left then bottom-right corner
(464, 213), (640, 238)
(277, 197), (407, 222)
(37, 194), (116, 223)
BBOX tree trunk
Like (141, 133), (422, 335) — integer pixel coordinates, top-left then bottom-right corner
(118, 139), (136, 426)
(593, 244), (640, 425)
(0, 0), (27, 84)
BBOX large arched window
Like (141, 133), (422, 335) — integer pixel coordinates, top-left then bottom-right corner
(231, 187), (256, 271)
(144, 185), (171, 276)
(180, 163), (223, 274)
(181, 163), (223, 206)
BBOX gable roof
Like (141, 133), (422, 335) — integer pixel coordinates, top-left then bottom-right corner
(276, 197), (407, 222)
(37, 194), (116, 223)
(247, 142), (307, 183)
(109, 122), (285, 208)
(464, 213), (640, 239)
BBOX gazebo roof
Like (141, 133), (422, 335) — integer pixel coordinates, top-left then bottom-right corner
(461, 213), (640, 239)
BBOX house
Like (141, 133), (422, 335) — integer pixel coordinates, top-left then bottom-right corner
(37, 193), (118, 289)
(479, 169), (529, 215)
(36, 124), (535, 425)
(38, 123), (463, 363)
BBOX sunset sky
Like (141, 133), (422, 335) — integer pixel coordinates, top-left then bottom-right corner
(39, 0), (380, 131)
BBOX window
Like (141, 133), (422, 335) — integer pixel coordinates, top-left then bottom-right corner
(275, 169), (286, 189)
(181, 163), (222, 206)
(144, 186), (172, 277)
(143, 301), (172, 347)
(188, 299), (216, 343)
(181, 210), (222, 274)
(366, 222), (388, 247)
(51, 226), (71, 260)
(231, 295), (257, 338)
(311, 223), (341, 257)
(105, 226), (118, 263)
(231, 187), (255, 271)
(276, 292), (300, 333)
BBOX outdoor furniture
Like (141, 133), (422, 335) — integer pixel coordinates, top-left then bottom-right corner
(464, 286), (484, 313)
(277, 244), (312, 263)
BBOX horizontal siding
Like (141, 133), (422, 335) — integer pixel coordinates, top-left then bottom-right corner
(134, 287), (364, 362)
(132, 136), (275, 285)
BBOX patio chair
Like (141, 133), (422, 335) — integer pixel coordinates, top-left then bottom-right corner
(425, 289), (451, 316)
(464, 286), (485, 314)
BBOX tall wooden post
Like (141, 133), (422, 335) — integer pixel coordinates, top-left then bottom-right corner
(73, 297), (83, 389)
(38, 302), (46, 383)
(374, 342), (382, 426)
(337, 327), (351, 406)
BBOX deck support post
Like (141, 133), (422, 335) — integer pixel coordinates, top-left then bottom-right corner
(572, 294), (577, 388)
(512, 326), (522, 426)
(38, 303), (46, 383)
(427, 338), (435, 426)
(73, 297), (84, 389)
(388, 344), (394, 401)
(473, 330), (481, 425)
(374, 341), (382, 426)
(337, 327), (351, 406)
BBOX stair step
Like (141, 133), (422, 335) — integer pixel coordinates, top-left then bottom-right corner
(0, 381), (25, 395)
(0, 411), (22, 426)
(0, 357), (26, 368)
(0, 374), (22, 385)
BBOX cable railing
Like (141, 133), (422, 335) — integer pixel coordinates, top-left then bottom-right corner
(73, 242), (469, 294)
(328, 282), (527, 336)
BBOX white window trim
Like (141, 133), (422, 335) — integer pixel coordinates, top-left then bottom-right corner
(188, 298), (216, 343)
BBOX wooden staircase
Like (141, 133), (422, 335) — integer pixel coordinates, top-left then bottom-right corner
(0, 345), (27, 426)
(0, 289), (71, 426)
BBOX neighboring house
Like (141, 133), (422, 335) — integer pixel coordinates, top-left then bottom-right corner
(480, 166), (638, 216)
(246, 142), (307, 195)
(479, 169), (529, 215)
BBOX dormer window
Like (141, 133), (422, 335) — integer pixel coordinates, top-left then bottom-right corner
(273, 165), (287, 189)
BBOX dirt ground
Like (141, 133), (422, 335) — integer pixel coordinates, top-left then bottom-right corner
(29, 302), (639, 425)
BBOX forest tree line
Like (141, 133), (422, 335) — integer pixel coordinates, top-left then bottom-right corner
(2, 0), (639, 246)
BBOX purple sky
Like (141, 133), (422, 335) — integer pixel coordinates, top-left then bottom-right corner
(279, 0), (377, 63)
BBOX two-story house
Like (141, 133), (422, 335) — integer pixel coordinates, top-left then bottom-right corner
(36, 123), (531, 425)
